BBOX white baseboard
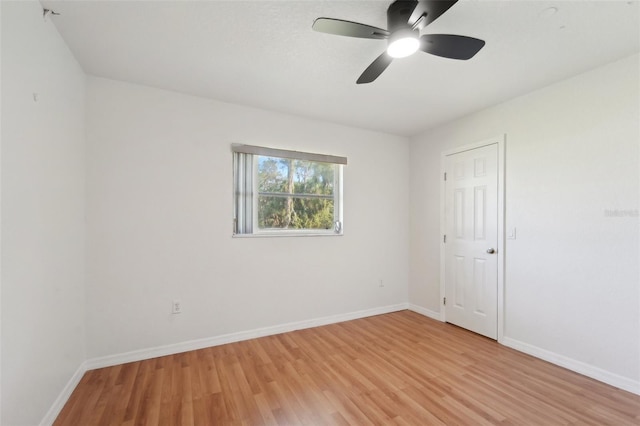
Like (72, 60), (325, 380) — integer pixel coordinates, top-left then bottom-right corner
(502, 337), (640, 396)
(408, 304), (443, 321)
(409, 306), (640, 396)
(84, 302), (409, 371)
(40, 361), (88, 426)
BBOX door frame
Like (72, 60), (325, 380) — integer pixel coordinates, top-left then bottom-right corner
(439, 135), (506, 342)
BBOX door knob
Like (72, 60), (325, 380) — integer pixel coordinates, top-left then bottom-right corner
(486, 248), (495, 254)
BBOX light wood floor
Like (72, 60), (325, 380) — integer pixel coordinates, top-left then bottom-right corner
(55, 310), (640, 425)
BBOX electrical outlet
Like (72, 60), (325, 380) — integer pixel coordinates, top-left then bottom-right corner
(172, 299), (182, 314)
(379, 279), (384, 288)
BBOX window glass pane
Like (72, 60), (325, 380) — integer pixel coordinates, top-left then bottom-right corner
(258, 157), (334, 196)
(258, 196), (334, 230)
(256, 156), (336, 231)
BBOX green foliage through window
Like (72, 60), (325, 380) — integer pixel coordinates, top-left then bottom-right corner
(257, 157), (335, 230)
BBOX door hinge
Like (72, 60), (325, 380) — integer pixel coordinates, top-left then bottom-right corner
(443, 297), (446, 306)
(443, 234), (447, 243)
(444, 172), (447, 181)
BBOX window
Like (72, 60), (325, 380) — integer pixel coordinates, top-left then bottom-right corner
(232, 144), (346, 236)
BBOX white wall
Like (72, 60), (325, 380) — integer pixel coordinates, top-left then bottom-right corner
(1, 2), (87, 425)
(409, 54), (639, 389)
(2, 3), (635, 422)
(85, 77), (410, 359)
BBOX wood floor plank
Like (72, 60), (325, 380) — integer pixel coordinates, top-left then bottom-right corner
(54, 311), (640, 425)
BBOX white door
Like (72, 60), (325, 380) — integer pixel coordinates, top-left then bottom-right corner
(444, 143), (498, 339)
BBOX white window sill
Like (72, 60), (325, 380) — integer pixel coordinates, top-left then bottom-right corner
(232, 231), (343, 238)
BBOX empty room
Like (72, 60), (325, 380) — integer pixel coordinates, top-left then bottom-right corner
(1, 0), (639, 425)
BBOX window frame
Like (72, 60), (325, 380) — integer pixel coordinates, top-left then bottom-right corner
(232, 144), (345, 237)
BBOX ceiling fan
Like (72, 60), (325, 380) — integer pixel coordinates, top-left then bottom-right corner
(312, 0), (485, 84)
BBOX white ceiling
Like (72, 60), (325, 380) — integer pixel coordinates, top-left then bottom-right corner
(41, 0), (640, 137)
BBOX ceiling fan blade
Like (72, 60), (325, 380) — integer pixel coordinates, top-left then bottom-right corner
(420, 34), (485, 60)
(388, 0), (419, 31)
(406, 0), (420, 22)
(312, 18), (389, 39)
(357, 52), (393, 84)
(412, 0), (459, 29)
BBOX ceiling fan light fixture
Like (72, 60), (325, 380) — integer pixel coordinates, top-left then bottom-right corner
(387, 29), (420, 58)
